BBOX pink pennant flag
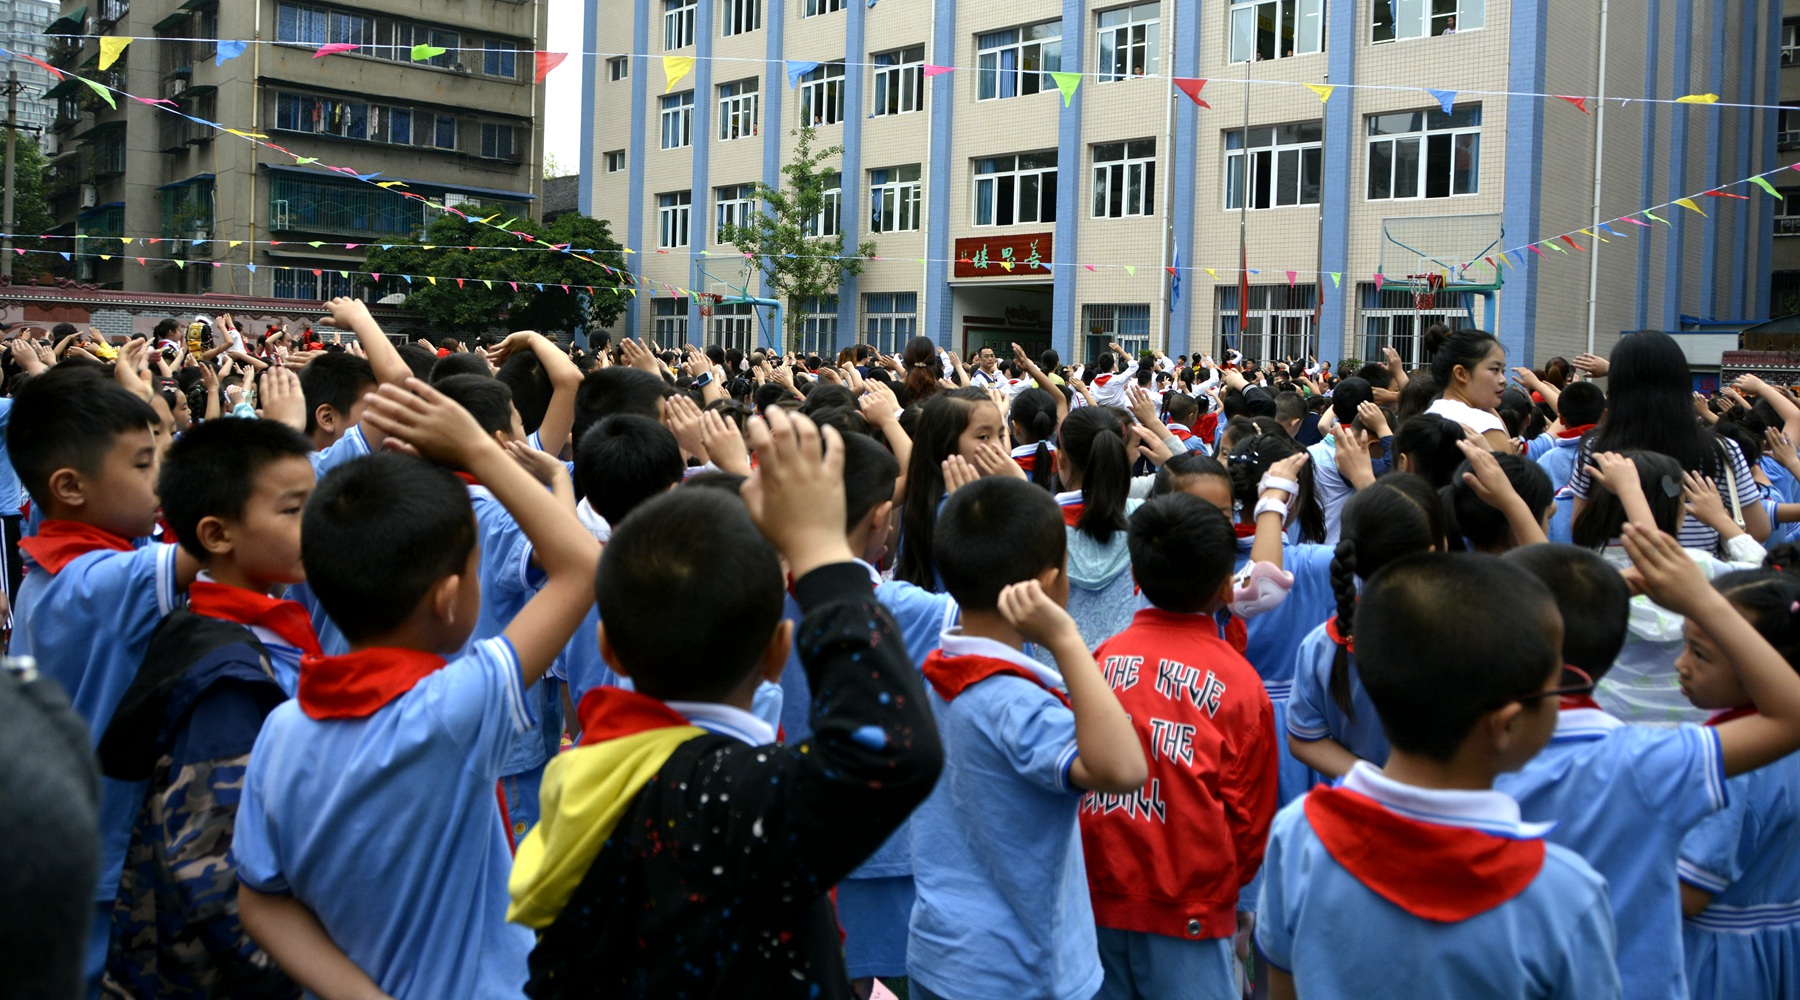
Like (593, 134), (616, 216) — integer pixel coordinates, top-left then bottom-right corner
(345, 243), (360, 249)
(1528, 244), (1545, 255)
(1285, 270), (1297, 287)
(1555, 95), (1590, 114)
(1374, 273), (1384, 292)
(1623, 216), (1652, 227)
(129, 96), (179, 108)
(371, 273), (381, 282)
(313, 43), (359, 58)
(1084, 264), (1096, 272)
(509, 281), (519, 291)
(561, 284), (571, 293)
(535, 51), (569, 85)
(923, 65), (953, 78)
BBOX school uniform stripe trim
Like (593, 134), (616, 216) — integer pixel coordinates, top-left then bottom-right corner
(1054, 740), (1081, 795)
(486, 636), (534, 734)
(1675, 858), (1731, 894)
(1684, 899), (1800, 932)
(1698, 727), (1727, 812)
(1287, 718), (1331, 741)
(154, 541), (179, 617)
(1263, 680), (1293, 701)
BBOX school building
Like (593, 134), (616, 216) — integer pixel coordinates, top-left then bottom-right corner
(582, 0), (1784, 369)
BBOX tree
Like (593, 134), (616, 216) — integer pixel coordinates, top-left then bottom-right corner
(717, 126), (878, 351)
(360, 210), (629, 336)
(2, 136), (55, 282)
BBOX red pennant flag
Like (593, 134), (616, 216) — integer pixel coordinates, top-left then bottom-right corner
(270, 240), (283, 246)
(1166, 265), (1177, 276)
(1485, 256), (1496, 268)
(535, 51), (569, 85)
(134, 257), (147, 266)
(1528, 244), (1545, 256)
(456, 278), (465, 288)
(312, 269), (323, 277)
(1704, 190), (1749, 200)
(1173, 78), (1211, 109)
(1555, 95), (1590, 114)
(1374, 273), (1385, 292)
(21, 54), (64, 80)
(1560, 235), (1585, 251)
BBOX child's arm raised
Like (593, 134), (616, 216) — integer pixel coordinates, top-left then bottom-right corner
(490, 331), (584, 457)
(324, 298), (411, 450)
(238, 887), (391, 1000)
(1457, 439), (1549, 546)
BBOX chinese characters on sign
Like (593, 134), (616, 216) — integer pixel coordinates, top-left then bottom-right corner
(953, 233), (1055, 279)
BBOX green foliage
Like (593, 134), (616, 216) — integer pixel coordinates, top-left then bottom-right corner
(716, 126), (877, 351)
(4, 136), (54, 280)
(360, 211), (628, 336)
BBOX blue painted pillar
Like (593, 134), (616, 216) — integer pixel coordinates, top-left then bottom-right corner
(923, 0), (957, 346)
(835, 0), (868, 352)
(1317, 0), (1357, 366)
(1500, 0), (1546, 362)
(1052, 0), (1086, 361)
(624, 0), (650, 337)
(1167, 0), (1201, 359)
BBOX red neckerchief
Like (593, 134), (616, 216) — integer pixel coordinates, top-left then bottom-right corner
(187, 581), (323, 657)
(454, 471), (481, 487)
(575, 685), (694, 745)
(1233, 522), (1258, 539)
(1325, 614), (1355, 655)
(18, 520), (136, 574)
(297, 647), (449, 720)
(1093, 373), (1115, 387)
(1167, 424), (1194, 441)
(1017, 452), (1037, 474)
(1196, 412), (1219, 443)
(1555, 423), (1597, 440)
(1559, 694), (1603, 711)
(1303, 786), (1546, 922)
(1706, 706), (1759, 727)
(1061, 504), (1085, 528)
(921, 650), (1071, 708)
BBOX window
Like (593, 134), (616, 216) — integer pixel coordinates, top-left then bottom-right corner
(973, 152), (1059, 226)
(1366, 105), (1480, 200)
(1782, 104), (1800, 151)
(160, 178), (214, 238)
(1218, 284), (1318, 361)
(278, 5), (471, 69)
(804, 0), (844, 16)
(722, 0), (761, 35)
(797, 62), (845, 126)
(608, 56), (629, 81)
(664, 0), (695, 49)
(869, 165), (922, 233)
(712, 302), (756, 352)
(1778, 191), (1800, 237)
(265, 173), (447, 237)
(1097, 3), (1160, 82)
(274, 269), (356, 300)
(1083, 304), (1152, 358)
(1373, 0), (1483, 43)
(804, 173), (843, 237)
(1229, 0), (1323, 62)
(718, 79), (759, 140)
(716, 183), (757, 241)
(658, 191), (692, 248)
(872, 45), (925, 116)
(864, 292), (918, 354)
(276, 92), (468, 151)
(276, 3), (330, 44)
(1225, 121), (1322, 209)
(480, 123), (519, 160)
(653, 297), (688, 344)
(605, 149), (626, 172)
(482, 40), (518, 79)
(798, 296), (838, 355)
(660, 91), (694, 149)
(977, 22), (1062, 100)
(1358, 282), (1470, 367)
(1092, 139), (1156, 218)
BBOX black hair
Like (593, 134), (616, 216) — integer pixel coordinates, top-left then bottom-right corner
(573, 367), (667, 446)
(1558, 381), (1606, 428)
(1149, 452), (1231, 499)
(842, 431), (900, 531)
(1040, 348), (1061, 373)
(1355, 363), (1392, 389)
(681, 470), (747, 494)
(1274, 391), (1307, 425)
(801, 383), (856, 416)
(433, 374), (516, 438)
(1588, 331), (1726, 478)
(1165, 391), (1199, 427)
(158, 418), (314, 561)
(430, 352), (492, 383)
(1505, 544), (1630, 679)
(298, 353), (376, 436)
(1331, 377), (1375, 427)
(1010, 388), (1060, 489)
(934, 477), (1067, 611)
(1220, 388), (1248, 421)
(301, 453), (476, 642)
(1446, 452), (1553, 552)
(1057, 406), (1132, 545)
(1714, 570), (1800, 670)
(1396, 372), (1441, 423)
(1227, 433), (1326, 542)
(1128, 493), (1237, 613)
(1329, 473), (1445, 718)
(596, 489), (785, 701)
(496, 350), (552, 436)
(901, 336), (942, 404)
(395, 343), (438, 382)
(1497, 387), (1534, 439)
(1715, 420), (1764, 465)
(1422, 327), (1502, 391)
(7, 365), (159, 509)
(1357, 553), (1561, 761)
(705, 344), (726, 368)
(574, 415), (685, 525)
(1393, 414), (1469, 489)
(151, 318), (180, 340)
(896, 392), (986, 589)
(1571, 449), (1686, 548)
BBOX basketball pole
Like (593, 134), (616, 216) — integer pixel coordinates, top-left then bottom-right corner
(1584, 0), (1610, 356)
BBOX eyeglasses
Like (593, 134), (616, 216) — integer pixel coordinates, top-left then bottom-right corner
(1510, 665), (1595, 705)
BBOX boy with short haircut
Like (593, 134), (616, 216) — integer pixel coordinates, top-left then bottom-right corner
(1256, 552), (1621, 1000)
(509, 409), (944, 998)
(1533, 381), (1604, 544)
(233, 379), (601, 998)
(1082, 493), (1278, 1000)
(97, 417), (317, 997)
(907, 477), (1149, 1000)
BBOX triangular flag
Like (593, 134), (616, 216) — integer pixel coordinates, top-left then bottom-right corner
(174, 261), (185, 270)
(134, 257), (147, 266)
(224, 129), (269, 139)
(1623, 216), (1652, 227)
(129, 96), (177, 107)
(663, 54), (696, 92)
(371, 273), (381, 282)
(1173, 78), (1211, 109)
(1673, 198), (1704, 215)
(1555, 95), (1590, 114)
(427, 276), (437, 285)
(1051, 71), (1082, 106)
(923, 64), (953, 78)
(1549, 241), (1568, 254)
(1427, 88), (1456, 115)
(346, 243), (360, 250)
(1560, 234), (1584, 251)
(79, 78), (116, 110)
(1751, 175), (1781, 197)
(1330, 272), (1341, 287)
(314, 42), (359, 58)
(216, 40), (247, 65)
(1286, 270), (1297, 287)
(1306, 84), (1335, 103)
(98, 37), (130, 71)
(1123, 265), (1136, 276)
(1644, 211), (1669, 225)
(785, 60), (822, 88)
(1528, 244), (1545, 255)
(534, 51), (568, 84)
(1598, 223), (1625, 237)
(307, 241), (324, 248)
(481, 280), (493, 290)
(1675, 93), (1719, 104)
(1205, 268), (1217, 278)
(509, 281), (519, 291)
(339, 271), (349, 280)
(377, 181), (407, 189)
(411, 43), (448, 62)
(20, 54), (64, 80)
(99, 254), (110, 261)
(1703, 190), (1748, 200)
(121, 238), (133, 246)
(455, 278), (465, 288)
(59, 252), (70, 260)
(245, 264), (256, 273)
(311, 269), (323, 277)
(1084, 264), (1096, 272)
(1374, 273), (1385, 291)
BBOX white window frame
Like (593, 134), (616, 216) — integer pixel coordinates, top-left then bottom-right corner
(1229, 0), (1323, 62)
(797, 62), (845, 126)
(803, 0), (844, 16)
(1096, 3), (1160, 83)
(653, 297), (689, 343)
(718, 78), (759, 140)
(1785, 20), (1800, 67)
(721, 0), (761, 36)
(1778, 190), (1800, 237)
(664, 0), (696, 50)
(972, 152), (1058, 227)
(872, 45), (925, 117)
(1225, 121), (1323, 210)
(660, 90), (694, 150)
(1358, 284), (1469, 367)
(1219, 284), (1318, 362)
(797, 295), (838, 355)
(658, 191), (692, 248)
(608, 56), (629, 81)
(803, 172), (843, 238)
(715, 183), (758, 242)
(712, 301), (756, 353)
(605, 149), (626, 172)
(1781, 103), (1800, 151)
(869, 165), (922, 233)
(864, 292), (918, 354)
(1083, 304), (1152, 358)
(1092, 139), (1156, 219)
(976, 22), (1062, 101)
(1365, 105), (1481, 201)
(1372, 0), (1483, 43)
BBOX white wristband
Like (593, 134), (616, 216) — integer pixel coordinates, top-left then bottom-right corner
(1254, 498), (1290, 521)
(1259, 474), (1300, 498)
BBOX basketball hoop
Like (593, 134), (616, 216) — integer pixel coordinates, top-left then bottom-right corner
(1407, 273), (1446, 311)
(699, 293), (719, 319)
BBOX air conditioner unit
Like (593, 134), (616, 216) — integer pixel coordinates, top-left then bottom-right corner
(41, 133), (59, 156)
(79, 184), (97, 209)
(269, 200), (290, 230)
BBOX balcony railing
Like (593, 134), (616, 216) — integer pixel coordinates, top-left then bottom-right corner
(1776, 216), (1800, 236)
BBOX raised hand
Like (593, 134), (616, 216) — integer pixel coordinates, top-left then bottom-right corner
(996, 579), (1082, 649)
(259, 367), (307, 432)
(360, 378), (498, 470)
(740, 407), (852, 580)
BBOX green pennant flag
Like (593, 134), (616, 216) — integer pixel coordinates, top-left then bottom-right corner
(1644, 210), (1669, 225)
(79, 77), (117, 110)
(339, 271), (349, 279)
(1123, 265), (1136, 276)
(483, 279), (493, 289)
(411, 43), (448, 62)
(1051, 71), (1082, 107)
(308, 241), (324, 248)
(1751, 176), (1780, 197)
(1330, 272), (1342, 288)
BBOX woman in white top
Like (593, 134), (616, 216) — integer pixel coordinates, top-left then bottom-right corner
(1420, 326), (1512, 451)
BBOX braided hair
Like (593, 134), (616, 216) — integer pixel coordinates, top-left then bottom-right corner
(1329, 473), (1445, 717)
(1226, 433), (1326, 543)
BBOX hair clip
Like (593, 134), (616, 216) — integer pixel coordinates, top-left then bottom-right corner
(1660, 475), (1684, 499)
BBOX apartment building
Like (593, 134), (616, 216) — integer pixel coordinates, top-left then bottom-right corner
(1772, 3), (1800, 316)
(585, 1), (1781, 367)
(2, 0), (58, 133)
(43, 0), (548, 297)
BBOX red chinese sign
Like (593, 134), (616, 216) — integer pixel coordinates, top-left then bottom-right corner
(953, 233), (1054, 278)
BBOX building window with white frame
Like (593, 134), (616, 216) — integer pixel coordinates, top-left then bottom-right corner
(716, 183), (758, 242)
(869, 165), (922, 234)
(664, 0), (695, 49)
(605, 150), (626, 172)
(712, 302), (756, 352)
(658, 191), (692, 248)
(1217, 284), (1317, 361)
(608, 56), (628, 81)
(804, 0), (845, 15)
(797, 62), (845, 126)
(1373, 0), (1482, 43)
(1781, 104), (1800, 151)
(718, 79), (759, 140)
(976, 22), (1061, 101)
(1225, 121), (1322, 209)
(864, 292), (918, 354)
(1229, 0), (1323, 62)
(973, 152), (1058, 226)
(1358, 282), (1471, 367)
(660, 91), (694, 149)
(872, 45), (925, 116)
(1785, 19), (1800, 66)
(653, 297), (688, 343)
(1778, 190), (1800, 236)
(1097, 3), (1160, 82)
(802, 173), (843, 237)
(1366, 105), (1480, 200)
(1083, 304), (1152, 357)
(1092, 139), (1156, 218)
(798, 296), (838, 355)
(721, 0), (761, 36)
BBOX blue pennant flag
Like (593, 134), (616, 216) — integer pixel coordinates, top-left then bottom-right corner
(785, 60), (822, 88)
(216, 40), (247, 65)
(1427, 89), (1456, 115)
(1170, 241), (1181, 304)
(59, 252), (70, 260)
(246, 264), (256, 273)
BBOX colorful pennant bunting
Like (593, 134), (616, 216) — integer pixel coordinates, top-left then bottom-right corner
(1173, 78), (1211, 109)
(313, 42), (359, 58)
(534, 51), (568, 84)
(98, 37), (130, 71)
(410, 44), (448, 62)
(1306, 84), (1335, 103)
(1051, 71), (1082, 106)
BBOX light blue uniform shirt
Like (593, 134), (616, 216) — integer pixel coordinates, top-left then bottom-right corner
(290, 428), (374, 658)
(908, 632), (1101, 1000)
(463, 486), (558, 778)
(234, 637), (536, 1000)
(0, 398), (22, 516)
(1257, 764), (1621, 1000)
(1494, 708), (1727, 1000)
(1286, 621), (1389, 767)
(307, 424), (370, 480)
(15, 540), (180, 900)
(1535, 435), (1584, 545)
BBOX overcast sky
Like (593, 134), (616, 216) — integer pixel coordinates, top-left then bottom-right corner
(544, 0), (585, 177)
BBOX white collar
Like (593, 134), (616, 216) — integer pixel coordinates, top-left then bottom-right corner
(1166, 422), (1191, 434)
(850, 558), (885, 588)
(1551, 706), (1627, 742)
(1341, 762), (1555, 839)
(467, 484), (494, 502)
(664, 700), (776, 747)
(1012, 441), (1050, 458)
(1053, 489), (1083, 506)
(937, 628), (1067, 693)
(576, 497), (611, 543)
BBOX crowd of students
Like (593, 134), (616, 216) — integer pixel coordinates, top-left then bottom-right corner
(3, 307), (1800, 1000)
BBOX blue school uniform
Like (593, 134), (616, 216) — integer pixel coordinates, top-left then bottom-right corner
(908, 632), (1101, 1000)
(1535, 434), (1584, 545)
(1679, 746), (1800, 1000)
(1285, 621), (1389, 768)
(307, 425), (370, 480)
(1493, 708), (1727, 1000)
(1257, 764), (1621, 1000)
(1234, 536), (1336, 808)
(233, 637), (537, 999)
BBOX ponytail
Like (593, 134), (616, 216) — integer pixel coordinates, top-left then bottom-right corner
(1716, 570), (1800, 667)
(1329, 537), (1359, 718)
(1329, 473), (1445, 719)
(1058, 407), (1131, 545)
(1010, 388), (1061, 489)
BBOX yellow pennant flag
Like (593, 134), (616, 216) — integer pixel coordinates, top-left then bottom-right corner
(98, 36), (130, 71)
(1675, 93), (1719, 104)
(1674, 198), (1705, 216)
(224, 129), (270, 139)
(121, 237), (134, 245)
(1306, 84), (1335, 103)
(228, 240), (243, 248)
(1204, 268), (1217, 278)
(427, 276), (438, 285)
(663, 55), (696, 93)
